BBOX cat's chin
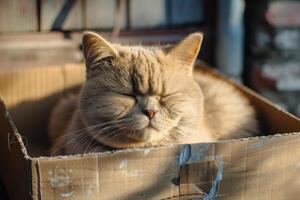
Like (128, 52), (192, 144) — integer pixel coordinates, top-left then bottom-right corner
(95, 128), (166, 149)
(128, 127), (164, 143)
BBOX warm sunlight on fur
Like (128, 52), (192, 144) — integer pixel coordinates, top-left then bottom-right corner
(49, 32), (258, 155)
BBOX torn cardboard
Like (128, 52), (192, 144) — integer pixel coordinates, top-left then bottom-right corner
(1, 63), (300, 200)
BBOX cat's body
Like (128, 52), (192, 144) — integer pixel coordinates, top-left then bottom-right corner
(49, 32), (258, 155)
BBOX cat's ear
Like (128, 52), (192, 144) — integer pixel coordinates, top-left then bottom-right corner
(166, 32), (203, 74)
(82, 31), (118, 67)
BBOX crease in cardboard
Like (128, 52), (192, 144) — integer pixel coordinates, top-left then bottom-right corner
(34, 160), (42, 200)
(95, 155), (100, 196)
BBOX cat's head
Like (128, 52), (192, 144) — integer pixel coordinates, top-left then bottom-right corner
(80, 31), (204, 148)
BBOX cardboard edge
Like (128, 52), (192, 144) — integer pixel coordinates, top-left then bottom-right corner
(0, 96), (30, 158)
(30, 159), (41, 200)
(33, 131), (300, 161)
(0, 96), (33, 199)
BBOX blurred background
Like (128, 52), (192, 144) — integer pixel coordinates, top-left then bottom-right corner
(1, 0), (300, 117)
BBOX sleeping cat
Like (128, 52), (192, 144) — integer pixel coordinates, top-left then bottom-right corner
(49, 32), (258, 155)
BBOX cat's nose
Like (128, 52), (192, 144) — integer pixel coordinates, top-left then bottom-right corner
(143, 109), (157, 119)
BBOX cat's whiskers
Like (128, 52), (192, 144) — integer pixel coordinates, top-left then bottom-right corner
(56, 125), (102, 151)
(80, 118), (131, 152)
(57, 124), (101, 141)
(57, 124), (107, 149)
(66, 118), (129, 153)
(126, 121), (139, 143)
(84, 123), (130, 153)
(65, 118), (128, 140)
(73, 122), (126, 153)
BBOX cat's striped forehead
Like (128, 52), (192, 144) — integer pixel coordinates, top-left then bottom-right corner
(115, 46), (167, 95)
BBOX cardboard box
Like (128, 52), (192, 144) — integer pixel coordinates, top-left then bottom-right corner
(1, 63), (300, 200)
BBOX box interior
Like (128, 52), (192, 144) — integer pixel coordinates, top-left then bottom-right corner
(1, 62), (300, 199)
(1, 62), (300, 157)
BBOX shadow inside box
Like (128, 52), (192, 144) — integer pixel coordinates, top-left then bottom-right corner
(0, 178), (9, 200)
(7, 85), (82, 157)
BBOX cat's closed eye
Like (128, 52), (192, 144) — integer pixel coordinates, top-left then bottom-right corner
(118, 92), (136, 99)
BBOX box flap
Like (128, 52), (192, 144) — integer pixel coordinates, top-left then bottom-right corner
(0, 97), (31, 200)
